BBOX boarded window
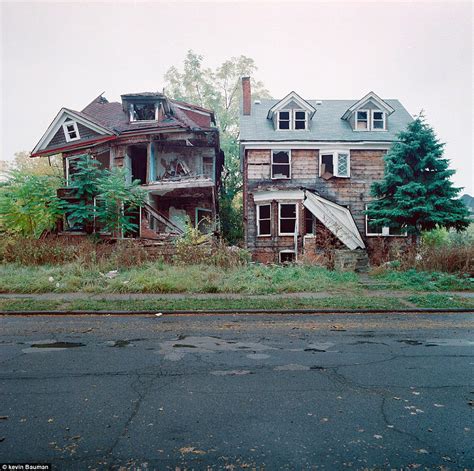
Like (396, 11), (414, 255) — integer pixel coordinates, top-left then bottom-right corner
(278, 111), (290, 130)
(202, 157), (214, 178)
(279, 203), (297, 234)
(272, 150), (291, 179)
(257, 204), (271, 236)
(294, 111), (307, 130)
(356, 111), (368, 130)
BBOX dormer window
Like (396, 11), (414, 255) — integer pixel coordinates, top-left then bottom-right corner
(130, 103), (157, 122)
(277, 110), (308, 130)
(355, 111), (369, 130)
(62, 121), (80, 142)
(277, 111), (291, 130)
(372, 111), (386, 130)
(294, 111), (307, 130)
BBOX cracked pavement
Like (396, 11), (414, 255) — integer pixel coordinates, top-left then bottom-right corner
(0, 312), (473, 470)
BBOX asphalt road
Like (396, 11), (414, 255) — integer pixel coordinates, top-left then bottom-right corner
(0, 313), (473, 470)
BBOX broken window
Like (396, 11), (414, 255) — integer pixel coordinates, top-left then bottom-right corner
(279, 251), (296, 264)
(257, 204), (271, 236)
(196, 208), (213, 234)
(279, 203), (297, 235)
(271, 150), (291, 179)
(131, 103), (156, 121)
(278, 111), (290, 130)
(294, 111), (307, 130)
(372, 111), (385, 130)
(128, 145), (148, 184)
(62, 121), (80, 142)
(202, 156), (214, 178)
(355, 111), (368, 130)
(319, 151), (350, 179)
(304, 207), (315, 235)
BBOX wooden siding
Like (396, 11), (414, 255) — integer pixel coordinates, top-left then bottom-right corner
(244, 148), (400, 262)
(46, 123), (102, 151)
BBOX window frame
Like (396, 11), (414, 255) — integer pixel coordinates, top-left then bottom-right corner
(278, 202), (298, 236)
(256, 203), (272, 237)
(371, 110), (386, 131)
(271, 149), (292, 180)
(195, 207), (213, 233)
(318, 150), (351, 178)
(355, 110), (369, 131)
(129, 103), (158, 123)
(279, 250), (296, 264)
(277, 110), (291, 130)
(293, 109), (308, 130)
(62, 120), (80, 142)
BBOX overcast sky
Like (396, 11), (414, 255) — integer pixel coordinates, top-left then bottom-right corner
(1, 0), (472, 193)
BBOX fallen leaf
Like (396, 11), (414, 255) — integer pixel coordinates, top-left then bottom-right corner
(47, 418), (54, 423)
(417, 449), (429, 454)
(155, 313), (163, 317)
(433, 403), (445, 408)
(373, 434), (383, 439)
(71, 435), (81, 440)
(179, 446), (206, 455)
(412, 391), (420, 396)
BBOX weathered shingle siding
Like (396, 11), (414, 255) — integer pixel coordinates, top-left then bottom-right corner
(45, 123), (102, 151)
(244, 148), (388, 261)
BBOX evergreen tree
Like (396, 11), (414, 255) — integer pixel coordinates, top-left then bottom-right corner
(367, 115), (470, 238)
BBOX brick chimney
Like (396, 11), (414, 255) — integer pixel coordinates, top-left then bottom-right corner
(242, 76), (251, 116)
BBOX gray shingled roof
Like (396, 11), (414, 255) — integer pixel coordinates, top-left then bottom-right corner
(240, 99), (413, 142)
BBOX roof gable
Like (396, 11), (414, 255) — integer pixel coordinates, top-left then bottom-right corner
(341, 91), (395, 120)
(32, 108), (114, 155)
(267, 91), (316, 119)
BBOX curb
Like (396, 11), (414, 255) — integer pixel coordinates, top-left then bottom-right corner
(1, 308), (473, 316)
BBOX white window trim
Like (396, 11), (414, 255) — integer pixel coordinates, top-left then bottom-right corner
(277, 110), (291, 130)
(62, 121), (80, 142)
(278, 202), (299, 236)
(129, 103), (158, 123)
(354, 110), (370, 131)
(65, 154), (83, 185)
(271, 149), (292, 180)
(276, 109), (308, 131)
(279, 250), (296, 263)
(365, 206), (407, 237)
(318, 150), (351, 178)
(371, 110), (386, 131)
(256, 203), (272, 237)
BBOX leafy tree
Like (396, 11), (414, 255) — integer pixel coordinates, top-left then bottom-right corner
(164, 50), (270, 243)
(62, 155), (145, 236)
(9, 151), (63, 177)
(0, 171), (63, 238)
(367, 115), (470, 240)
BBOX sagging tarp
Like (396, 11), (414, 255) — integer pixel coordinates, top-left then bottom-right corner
(303, 191), (365, 250)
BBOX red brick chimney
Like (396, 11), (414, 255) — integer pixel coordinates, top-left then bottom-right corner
(242, 76), (251, 116)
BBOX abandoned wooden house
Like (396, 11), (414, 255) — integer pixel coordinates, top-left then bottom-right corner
(32, 91), (224, 238)
(239, 77), (413, 267)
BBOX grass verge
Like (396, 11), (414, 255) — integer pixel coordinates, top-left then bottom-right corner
(1, 295), (473, 312)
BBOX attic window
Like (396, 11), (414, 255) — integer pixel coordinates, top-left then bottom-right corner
(278, 111), (291, 130)
(294, 111), (307, 130)
(62, 121), (80, 142)
(355, 111), (368, 130)
(130, 103), (157, 122)
(319, 151), (350, 179)
(372, 111), (386, 130)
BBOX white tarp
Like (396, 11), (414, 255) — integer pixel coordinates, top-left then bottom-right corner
(303, 191), (365, 250)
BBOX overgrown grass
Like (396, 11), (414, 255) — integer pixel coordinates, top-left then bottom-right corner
(0, 263), (360, 294)
(369, 269), (473, 292)
(407, 294), (474, 309)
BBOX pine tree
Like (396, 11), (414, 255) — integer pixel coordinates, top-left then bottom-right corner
(367, 115), (470, 239)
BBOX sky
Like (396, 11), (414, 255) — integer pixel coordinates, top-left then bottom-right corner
(1, 0), (472, 193)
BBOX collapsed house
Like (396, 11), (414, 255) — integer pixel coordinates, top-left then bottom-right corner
(32, 92), (224, 238)
(239, 77), (413, 267)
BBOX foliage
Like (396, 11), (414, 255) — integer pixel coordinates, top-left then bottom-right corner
(12, 151), (63, 177)
(164, 50), (270, 243)
(61, 155), (145, 235)
(367, 114), (470, 236)
(174, 218), (250, 267)
(0, 170), (63, 238)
